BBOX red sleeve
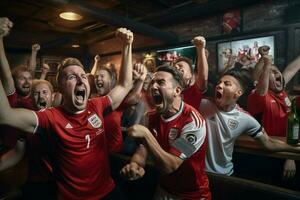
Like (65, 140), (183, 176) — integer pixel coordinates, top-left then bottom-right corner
(34, 109), (53, 135)
(7, 91), (18, 108)
(247, 90), (267, 115)
(90, 96), (113, 117)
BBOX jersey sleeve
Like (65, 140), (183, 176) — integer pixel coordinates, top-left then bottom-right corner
(170, 111), (206, 160)
(247, 90), (267, 115)
(245, 113), (263, 138)
(7, 90), (18, 108)
(33, 109), (53, 136)
(91, 96), (113, 117)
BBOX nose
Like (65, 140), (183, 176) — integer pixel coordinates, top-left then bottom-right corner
(76, 76), (84, 84)
(216, 82), (223, 90)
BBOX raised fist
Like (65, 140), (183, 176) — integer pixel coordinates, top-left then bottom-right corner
(133, 63), (147, 81)
(32, 43), (40, 51)
(192, 36), (206, 49)
(258, 45), (270, 56)
(94, 54), (100, 62)
(0, 17), (13, 37)
(115, 28), (133, 45)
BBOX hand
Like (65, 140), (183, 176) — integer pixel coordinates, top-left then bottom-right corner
(283, 159), (296, 179)
(94, 54), (100, 62)
(262, 55), (272, 66)
(116, 28), (133, 45)
(0, 17), (13, 37)
(133, 63), (147, 82)
(127, 124), (149, 139)
(32, 43), (40, 52)
(258, 45), (270, 56)
(120, 162), (145, 181)
(191, 36), (206, 49)
(41, 63), (50, 74)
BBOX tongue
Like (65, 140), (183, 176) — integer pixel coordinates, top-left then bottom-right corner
(76, 95), (84, 101)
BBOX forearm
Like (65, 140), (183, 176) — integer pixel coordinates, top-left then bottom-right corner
(256, 63), (270, 95)
(195, 48), (208, 92)
(253, 60), (264, 81)
(258, 135), (300, 153)
(90, 60), (98, 75)
(119, 43), (133, 89)
(143, 131), (182, 174)
(283, 55), (300, 85)
(29, 51), (37, 72)
(125, 79), (143, 105)
(39, 71), (47, 80)
(0, 38), (15, 94)
(0, 140), (25, 171)
(130, 144), (147, 167)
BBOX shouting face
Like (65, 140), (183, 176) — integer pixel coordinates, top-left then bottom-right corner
(214, 75), (243, 111)
(15, 71), (32, 97)
(32, 82), (53, 110)
(94, 69), (113, 96)
(60, 65), (90, 113)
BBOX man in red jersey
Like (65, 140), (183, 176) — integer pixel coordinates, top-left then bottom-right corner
(173, 36), (208, 110)
(0, 26), (133, 200)
(121, 65), (211, 200)
(248, 51), (300, 185)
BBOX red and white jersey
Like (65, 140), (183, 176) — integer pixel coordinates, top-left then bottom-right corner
(182, 84), (203, 110)
(247, 90), (290, 136)
(33, 96), (115, 200)
(147, 102), (210, 200)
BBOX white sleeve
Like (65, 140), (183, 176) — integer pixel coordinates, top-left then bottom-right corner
(246, 114), (263, 138)
(171, 111), (206, 159)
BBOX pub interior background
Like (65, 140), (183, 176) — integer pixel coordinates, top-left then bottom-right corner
(1, 0), (300, 199)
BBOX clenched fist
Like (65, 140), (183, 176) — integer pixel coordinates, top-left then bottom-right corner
(192, 36), (206, 49)
(120, 162), (145, 181)
(115, 28), (133, 45)
(32, 43), (40, 52)
(258, 45), (270, 56)
(0, 17), (13, 37)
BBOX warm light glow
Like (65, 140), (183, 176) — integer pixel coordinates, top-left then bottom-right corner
(72, 44), (80, 48)
(59, 12), (82, 21)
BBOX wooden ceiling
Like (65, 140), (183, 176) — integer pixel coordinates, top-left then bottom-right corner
(0, 0), (263, 56)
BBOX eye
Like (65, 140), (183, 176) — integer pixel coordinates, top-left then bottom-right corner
(67, 74), (76, 80)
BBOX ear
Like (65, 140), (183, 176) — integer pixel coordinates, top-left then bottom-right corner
(234, 89), (243, 99)
(174, 86), (182, 96)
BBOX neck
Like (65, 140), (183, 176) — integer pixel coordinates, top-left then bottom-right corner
(162, 99), (182, 118)
(217, 102), (236, 112)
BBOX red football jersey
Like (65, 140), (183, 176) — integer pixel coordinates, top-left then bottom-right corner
(247, 90), (290, 136)
(34, 96), (115, 200)
(182, 84), (203, 110)
(104, 109), (123, 153)
(147, 102), (211, 200)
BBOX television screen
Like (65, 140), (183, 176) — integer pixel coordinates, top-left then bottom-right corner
(217, 36), (275, 72)
(156, 45), (196, 68)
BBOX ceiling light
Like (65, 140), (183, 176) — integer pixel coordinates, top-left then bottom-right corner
(59, 12), (82, 21)
(72, 44), (80, 48)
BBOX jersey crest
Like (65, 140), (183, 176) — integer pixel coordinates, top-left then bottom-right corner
(88, 114), (102, 128)
(228, 119), (239, 130)
(169, 128), (179, 140)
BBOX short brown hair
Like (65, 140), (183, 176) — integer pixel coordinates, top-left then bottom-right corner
(12, 65), (33, 80)
(56, 57), (84, 84)
(156, 65), (184, 89)
(173, 57), (194, 74)
(32, 79), (54, 94)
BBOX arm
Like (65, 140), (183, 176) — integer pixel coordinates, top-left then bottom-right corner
(255, 55), (272, 96)
(39, 63), (50, 80)
(253, 45), (270, 82)
(127, 124), (183, 174)
(192, 36), (208, 92)
(255, 130), (300, 153)
(90, 55), (100, 76)
(108, 28), (133, 110)
(282, 54), (300, 85)
(0, 139), (25, 171)
(120, 144), (147, 181)
(28, 43), (40, 72)
(124, 63), (147, 105)
(0, 18), (15, 94)
(0, 79), (37, 134)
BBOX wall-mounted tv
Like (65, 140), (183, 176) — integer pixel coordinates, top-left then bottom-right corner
(217, 36), (275, 72)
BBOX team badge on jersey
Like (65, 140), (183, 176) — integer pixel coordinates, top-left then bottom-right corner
(186, 133), (197, 144)
(228, 119), (238, 130)
(88, 114), (102, 128)
(169, 128), (179, 140)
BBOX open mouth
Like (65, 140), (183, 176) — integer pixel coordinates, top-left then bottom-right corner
(38, 101), (47, 108)
(96, 83), (103, 88)
(215, 91), (222, 100)
(152, 93), (163, 105)
(75, 90), (85, 102)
